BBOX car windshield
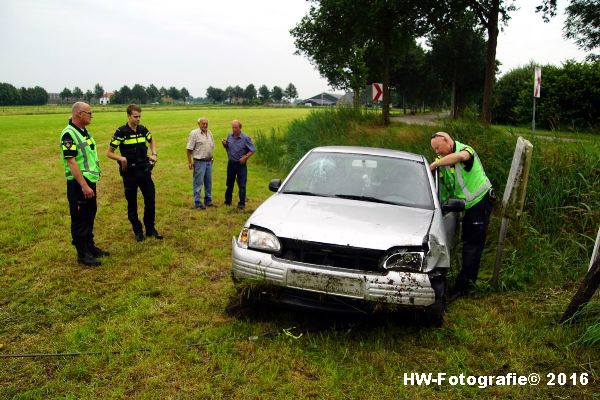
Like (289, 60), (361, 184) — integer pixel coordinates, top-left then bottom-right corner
(281, 151), (433, 209)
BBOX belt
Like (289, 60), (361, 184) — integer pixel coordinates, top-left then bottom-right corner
(194, 158), (212, 161)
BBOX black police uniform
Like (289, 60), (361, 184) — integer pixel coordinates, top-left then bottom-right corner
(110, 123), (159, 239)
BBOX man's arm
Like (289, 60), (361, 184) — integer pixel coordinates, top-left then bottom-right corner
(107, 146), (127, 172)
(66, 158), (95, 198)
(239, 136), (255, 164)
(239, 151), (254, 164)
(429, 150), (470, 170)
(187, 149), (194, 170)
(149, 138), (157, 162)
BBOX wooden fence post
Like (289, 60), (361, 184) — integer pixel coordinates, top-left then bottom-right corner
(491, 137), (533, 290)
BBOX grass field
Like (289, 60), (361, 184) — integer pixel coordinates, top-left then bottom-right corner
(0, 106), (597, 399)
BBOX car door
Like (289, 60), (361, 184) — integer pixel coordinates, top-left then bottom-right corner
(434, 170), (461, 247)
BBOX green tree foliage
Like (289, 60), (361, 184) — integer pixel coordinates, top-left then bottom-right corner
(59, 87), (72, 100)
(181, 87), (190, 101)
(368, 38), (441, 111)
(167, 86), (181, 100)
(491, 64), (531, 125)
(564, 0), (599, 60)
(232, 85), (244, 100)
(258, 84), (271, 103)
(272, 86), (283, 102)
(131, 84), (148, 103)
(84, 89), (94, 102)
(291, 4), (369, 109)
(94, 83), (104, 99)
(111, 85), (132, 104)
(146, 84), (160, 102)
(284, 83), (298, 102)
(493, 60), (600, 131)
(0, 83), (21, 105)
(244, 84), (257, 102)
(224, 86), (234, 102)
(206, 86), (226, 103)
(72, 87), (83, 100)
(291, 0), (437, 124)
(427, 22), (486, 117)
(0, 84), (48, 105)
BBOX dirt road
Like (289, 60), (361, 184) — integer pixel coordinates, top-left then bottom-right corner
(390, 112), (449, 126)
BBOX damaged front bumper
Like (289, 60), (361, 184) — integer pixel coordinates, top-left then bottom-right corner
(231, 238), (437, 307)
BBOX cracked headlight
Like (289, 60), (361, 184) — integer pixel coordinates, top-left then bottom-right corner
(381, 249), (425, 272)
(238, 227), (281, 253)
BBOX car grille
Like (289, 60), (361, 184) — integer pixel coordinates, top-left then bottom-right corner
(277, 238), (384, 272)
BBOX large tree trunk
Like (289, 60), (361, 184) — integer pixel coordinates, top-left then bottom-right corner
(382, 43), (391, 125)
(481, 0), (500, 124)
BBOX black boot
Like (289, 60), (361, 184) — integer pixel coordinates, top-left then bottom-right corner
(134, 231), (145, 242)
(88, 243), (110, 257)
(76, 245), (101, 267)
(146, 228), (163, 240)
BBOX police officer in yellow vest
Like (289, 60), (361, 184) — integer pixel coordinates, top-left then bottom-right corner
(430, 132), (494, 299)
(60, 102), (108, 267)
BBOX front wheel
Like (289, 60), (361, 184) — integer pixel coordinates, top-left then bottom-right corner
(423, 276), (447, 327)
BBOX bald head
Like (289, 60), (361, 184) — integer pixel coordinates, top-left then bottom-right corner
(72, 101), (88, 116)
(430, 131), (454, 156)
(71, 101), (92, 129)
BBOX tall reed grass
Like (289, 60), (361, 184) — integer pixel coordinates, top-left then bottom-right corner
(256, 109), (599, 286)
(255, 108), (600, 346)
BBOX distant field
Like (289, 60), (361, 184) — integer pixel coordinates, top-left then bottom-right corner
(0, 106), (597, 399)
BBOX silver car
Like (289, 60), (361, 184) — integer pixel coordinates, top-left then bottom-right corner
(231, 146), (464, 324)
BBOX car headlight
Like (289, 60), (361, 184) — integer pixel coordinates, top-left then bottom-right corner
(381, 249), (425, 272)
(238, 227), (281, 253)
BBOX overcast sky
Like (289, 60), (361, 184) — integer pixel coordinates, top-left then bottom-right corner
(0, 0), (588, 99)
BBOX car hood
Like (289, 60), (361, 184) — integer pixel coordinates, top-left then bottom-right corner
(247, 194), (434, 250)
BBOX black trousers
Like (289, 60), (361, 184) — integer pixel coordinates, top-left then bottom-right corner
(454, 191), (495, 293)
(67, 179), (97, 251)
(225, 161), (247, 206)
(122, 169), (155, 234)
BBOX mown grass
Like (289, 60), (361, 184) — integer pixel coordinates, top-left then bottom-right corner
(1, 106), (598, 399)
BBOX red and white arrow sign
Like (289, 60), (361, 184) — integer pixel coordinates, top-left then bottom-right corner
(372, 83), (383, 102)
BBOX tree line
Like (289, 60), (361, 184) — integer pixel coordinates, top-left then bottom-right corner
(59, 83), (192, 104)
(0, 83), (49, 106)
(291, 0), (599, 125)
(493, 60), (600, 131)
(110, 84), (191, 104)
(59, 84), (106, 103)
(205, 83), (298, 104)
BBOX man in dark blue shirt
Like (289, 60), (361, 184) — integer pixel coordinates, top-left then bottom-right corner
(221, 120), (255, 209)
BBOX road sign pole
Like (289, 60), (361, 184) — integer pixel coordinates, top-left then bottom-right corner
(532, 97), (536, 134)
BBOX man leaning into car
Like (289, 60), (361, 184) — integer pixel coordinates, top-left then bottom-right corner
(429, 132), (495, 300)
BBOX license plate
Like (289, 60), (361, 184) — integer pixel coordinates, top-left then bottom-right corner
(287, 269), (363, 298)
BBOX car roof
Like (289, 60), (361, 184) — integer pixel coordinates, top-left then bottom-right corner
(311, 146), (426, 163)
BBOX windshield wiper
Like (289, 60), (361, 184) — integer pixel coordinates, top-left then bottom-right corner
(281, 190), (320, 196)
(334, 194), (397, 205)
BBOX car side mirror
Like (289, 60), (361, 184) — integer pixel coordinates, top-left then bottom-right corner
(268, 179), (281, 192)
(442, 198), (465, 213)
